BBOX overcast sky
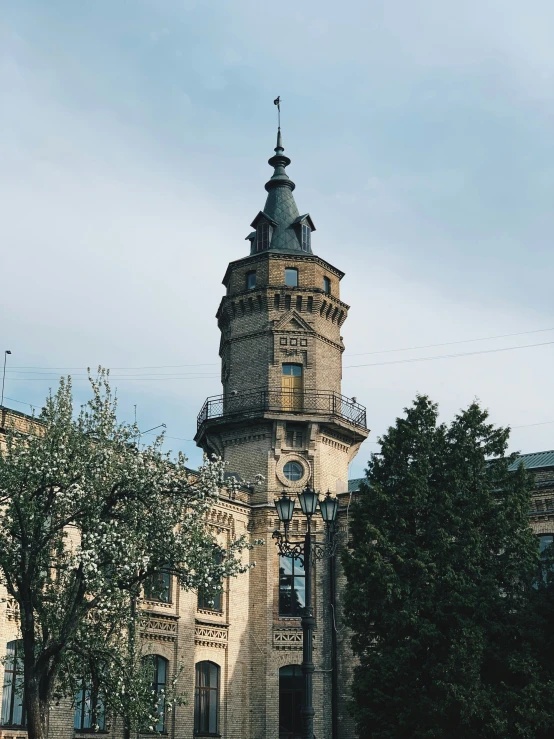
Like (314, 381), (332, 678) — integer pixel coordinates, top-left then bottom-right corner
(1, 0), (553, 479)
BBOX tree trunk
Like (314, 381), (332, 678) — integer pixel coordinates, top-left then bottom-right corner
(24, 675), (48, 739)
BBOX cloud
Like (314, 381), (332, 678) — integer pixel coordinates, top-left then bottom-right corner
(1, 0), (552, 479)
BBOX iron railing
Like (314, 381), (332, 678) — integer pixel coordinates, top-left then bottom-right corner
(197, 387), (367, 431)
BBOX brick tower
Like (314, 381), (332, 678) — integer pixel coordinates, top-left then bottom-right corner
(194, 128), (369, 739)
(195, 128), (368, 501)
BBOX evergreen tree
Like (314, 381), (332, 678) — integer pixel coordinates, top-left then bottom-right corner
(343, 395), (553, 738)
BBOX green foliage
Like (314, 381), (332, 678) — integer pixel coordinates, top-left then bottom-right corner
(0, 370), (255, 738)
(343, 395), (553, 738)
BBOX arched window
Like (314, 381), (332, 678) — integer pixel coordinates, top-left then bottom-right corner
(1, 640), (25, 727)
(194, 661), (220, 736)
(74, 677), (105, 731)
(279, 555), (306, 616)
(279, 665), (303, 739)
(143, 655), (168, 732)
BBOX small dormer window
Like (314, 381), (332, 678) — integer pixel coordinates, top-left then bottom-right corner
(256, 222), (270, 252)
(301, 224), (311, 252)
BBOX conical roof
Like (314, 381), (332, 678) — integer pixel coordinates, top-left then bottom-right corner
(248, 129), (315, 255)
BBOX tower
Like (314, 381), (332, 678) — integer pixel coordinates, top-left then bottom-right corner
(195, 127), (369, 739)
(195, 129), (368, 500)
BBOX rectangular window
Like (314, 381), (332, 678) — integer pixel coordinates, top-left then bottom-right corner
(301, 224), (311, 252)
(256, 222), (270, 251)
(198, 550), (223, 612)
(307, 296), (313, 312)
(144, 570), (171, 603)
(74, 680), (105, 731)
(279, 555), (306, 616)
(282, 364), (302, 376)
(323, 276), (331, 295)
(246, 271), (256, 289)
(286, 427), (304, 448)
(296, 295), (302, 311)
(285, 268), (298, 287)
(274, 293), (280, 310)
(1, 641), (25, 727)
(284, 294), (291, 310)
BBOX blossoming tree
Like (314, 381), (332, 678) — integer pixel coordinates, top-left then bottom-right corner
(0, 371), (256, 739)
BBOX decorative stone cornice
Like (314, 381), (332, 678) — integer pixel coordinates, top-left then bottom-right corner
(141, 615), (178, 642)
(194, 623), (229, 649)
(273, 627), (317, 651)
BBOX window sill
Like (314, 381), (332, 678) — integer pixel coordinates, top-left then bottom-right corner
(197, 608), (224, 617)
(0, 728), (27, 732)
(143, 599), (172, 606)
(194, 734), (221, 738)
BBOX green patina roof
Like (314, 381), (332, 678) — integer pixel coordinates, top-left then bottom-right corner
(247, 129), (315, 256)
(509, 450), (554, 471)
(347, 450), (554, 492)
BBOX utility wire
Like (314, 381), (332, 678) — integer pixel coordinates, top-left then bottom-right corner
(7, 326), (554, 371)
(345, 340), (554, 369)
(347, 327), (554, 357)
(5, 375), (219, 382)
(9, 362), (218, 370)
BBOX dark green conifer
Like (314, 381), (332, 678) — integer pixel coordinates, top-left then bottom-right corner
(343, 395), (553, 738)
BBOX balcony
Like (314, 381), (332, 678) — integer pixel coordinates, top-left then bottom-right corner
(197, 387), (367, 431)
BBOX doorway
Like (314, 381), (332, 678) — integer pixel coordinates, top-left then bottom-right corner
(281, 364), (303, 411)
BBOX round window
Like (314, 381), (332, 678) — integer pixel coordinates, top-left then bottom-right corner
(283, 461), (304, 481)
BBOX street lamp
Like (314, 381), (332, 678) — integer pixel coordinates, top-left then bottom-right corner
(1, 350), (12, 408)
(273, 484), (339, 739)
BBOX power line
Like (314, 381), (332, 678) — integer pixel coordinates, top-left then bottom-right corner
(6, 327), (554, 373)
(9, 362), (218, 370)
(512, 420), (554, 429)
(345, 340), (554, 369)
(346, 327), (554, 357)
(6, 369), (219, 376)
(5, 375), (219, 382)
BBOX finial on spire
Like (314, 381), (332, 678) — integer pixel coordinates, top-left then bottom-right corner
(273, 96), (281, 129)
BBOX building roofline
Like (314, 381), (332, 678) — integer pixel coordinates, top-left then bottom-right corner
(222, 251), (345, 287)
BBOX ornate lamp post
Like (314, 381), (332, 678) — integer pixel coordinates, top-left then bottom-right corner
(273, 486), (339, 739)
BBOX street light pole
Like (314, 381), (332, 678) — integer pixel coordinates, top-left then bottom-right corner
(301, 516), (315, 739)
(273, 487), (339, 739)
(1, 350), (12, 408)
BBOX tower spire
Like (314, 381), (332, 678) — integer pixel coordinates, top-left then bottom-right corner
(247, 104), (315, 254)
(265, 126), (295, 193)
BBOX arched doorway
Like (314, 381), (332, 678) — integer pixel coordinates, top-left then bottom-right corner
(279, 664), (303, 739)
